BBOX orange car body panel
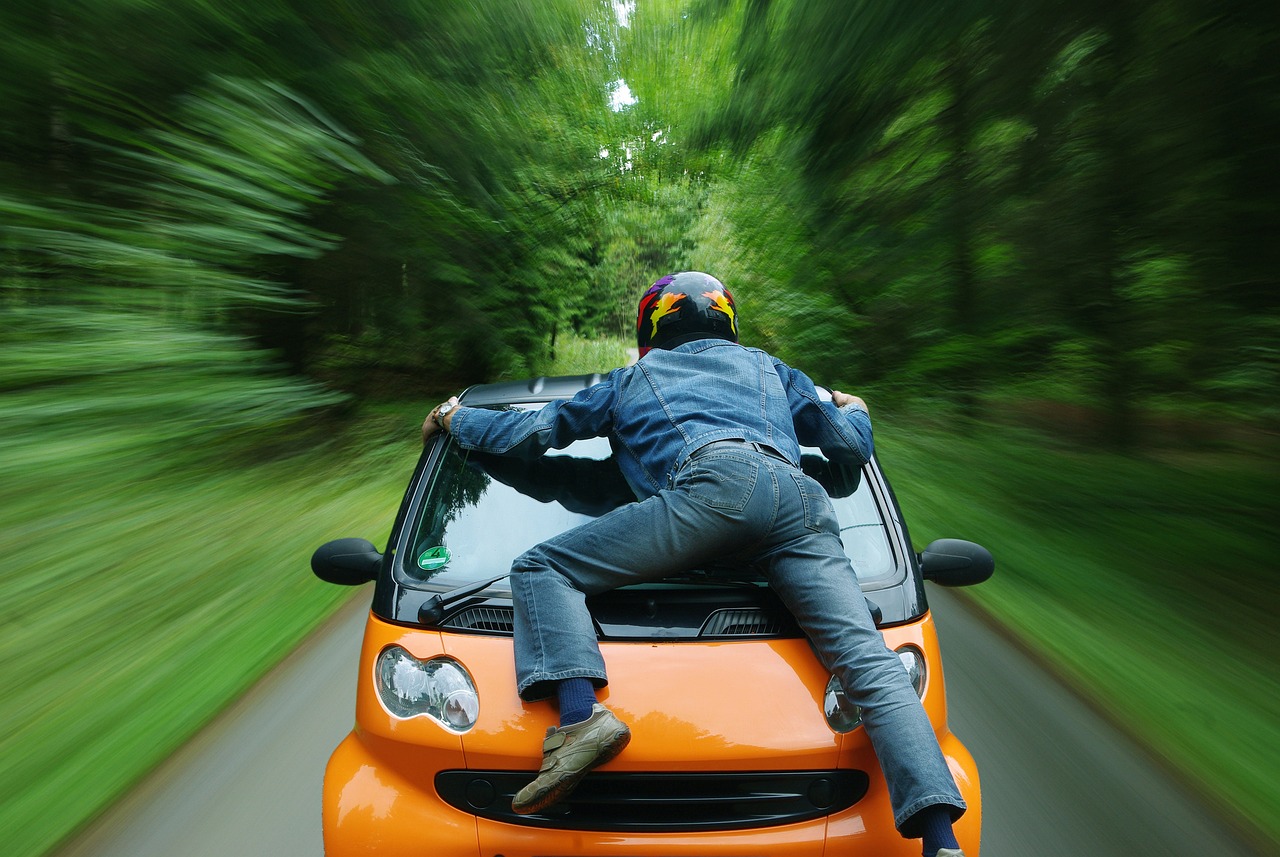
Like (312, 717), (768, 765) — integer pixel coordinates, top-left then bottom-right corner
(322, 609), (982, 856)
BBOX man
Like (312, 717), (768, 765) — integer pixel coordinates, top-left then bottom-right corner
(422, 272), (967, 857)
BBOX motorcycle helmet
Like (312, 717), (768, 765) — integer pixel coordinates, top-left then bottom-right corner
(636, 271), (739, 357)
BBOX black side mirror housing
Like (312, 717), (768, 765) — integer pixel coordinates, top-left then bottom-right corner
(311, 538), (382, 586)
(919, 538), (994, 587)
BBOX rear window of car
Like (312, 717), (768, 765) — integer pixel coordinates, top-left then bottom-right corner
(401, 410), (899, 592)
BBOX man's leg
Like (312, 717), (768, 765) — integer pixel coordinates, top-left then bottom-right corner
(756, 464), (966, 850)
(510, 700), (631, 814)
(509, 457), (761, 701)
(555, 677), (597, 726)
(508, 455), (763, 813)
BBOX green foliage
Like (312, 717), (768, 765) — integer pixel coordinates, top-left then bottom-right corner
(2, 75), (390, 327)
(4, 1), (1275, 425)
(18, 0), (1266, 429)
(529, 332), (632, 377)
(672, 0), (1279, 438)
(0, 307), (346, 487)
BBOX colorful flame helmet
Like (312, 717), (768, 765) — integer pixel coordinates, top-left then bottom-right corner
(636, 272), (739, 357)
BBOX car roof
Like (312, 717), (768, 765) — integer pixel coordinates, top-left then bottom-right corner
(458, 373), (611, 406)
(459, 370), (836, 408)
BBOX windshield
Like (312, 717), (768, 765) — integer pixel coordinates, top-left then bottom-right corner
(402, 414), (899, 592)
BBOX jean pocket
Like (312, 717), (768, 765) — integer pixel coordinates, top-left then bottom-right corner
(792, 471), (838, 533)
(682, 456), (758, 511)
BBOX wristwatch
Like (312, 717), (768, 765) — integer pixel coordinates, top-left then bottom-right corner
(436, 401), (456, 420)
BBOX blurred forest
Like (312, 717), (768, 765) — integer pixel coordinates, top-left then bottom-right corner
(3, 0), (1277, 441)
(2, 1), (1278, 856)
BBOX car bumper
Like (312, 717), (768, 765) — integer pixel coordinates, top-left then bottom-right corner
(322, 611), (981, 855)
(324, 728), (980, 856)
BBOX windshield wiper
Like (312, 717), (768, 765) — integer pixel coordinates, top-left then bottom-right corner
(418, 572), (510, 624)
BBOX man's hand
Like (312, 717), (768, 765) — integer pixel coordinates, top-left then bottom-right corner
(831, 390), (868, 413)
(422, 396), (460, 444)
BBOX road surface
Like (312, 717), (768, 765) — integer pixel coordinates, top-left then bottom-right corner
(58, 587), (1263, 857)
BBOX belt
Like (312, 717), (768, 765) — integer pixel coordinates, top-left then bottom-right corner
(693, 439), (794, 465)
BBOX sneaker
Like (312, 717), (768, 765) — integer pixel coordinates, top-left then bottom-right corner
(934, 849), (967, 857)
(511, 703), (631, 814)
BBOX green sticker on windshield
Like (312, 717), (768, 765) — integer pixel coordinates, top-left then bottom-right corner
(417, 545), (452, 571)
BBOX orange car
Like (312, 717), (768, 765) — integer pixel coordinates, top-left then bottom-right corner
(312, 375), (994, 856)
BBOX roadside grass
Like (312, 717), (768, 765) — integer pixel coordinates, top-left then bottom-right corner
(3, 336), (633, 857)
(0, 413), (423, 857)
(875, 417), (1280, 850)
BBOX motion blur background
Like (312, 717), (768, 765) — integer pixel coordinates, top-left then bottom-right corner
(1, 2), (1276, 856)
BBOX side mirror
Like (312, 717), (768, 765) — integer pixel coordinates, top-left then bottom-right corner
(919, 538), (994, 587)
(311, 538), (382, 586)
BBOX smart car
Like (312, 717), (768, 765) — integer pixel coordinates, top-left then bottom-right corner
(311, 373), (994, 856)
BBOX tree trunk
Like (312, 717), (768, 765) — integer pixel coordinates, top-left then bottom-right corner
(1092, 7), (1141, 449)
(942, 39), (981, 426)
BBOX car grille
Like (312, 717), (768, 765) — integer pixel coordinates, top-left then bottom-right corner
(698, 607), (785, 636)
(444, 606), (514, 633)
(441, 605), (798, 639)
(435, 769), (869, 832)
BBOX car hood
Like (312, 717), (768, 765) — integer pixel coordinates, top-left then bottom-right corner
(442, 632), (843, 771)
(352, 612), (944, 773)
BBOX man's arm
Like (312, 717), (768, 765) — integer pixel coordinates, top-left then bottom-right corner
(465, 451), (635, 516)
(422, 373), (621, 454)
(774, 361), (874, 466)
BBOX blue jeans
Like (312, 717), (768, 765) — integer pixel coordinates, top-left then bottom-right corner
(509, 442), (966, 834)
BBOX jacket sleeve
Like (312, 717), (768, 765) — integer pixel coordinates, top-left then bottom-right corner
(447, 371), (620, 456)
(773, 359), (873, 466)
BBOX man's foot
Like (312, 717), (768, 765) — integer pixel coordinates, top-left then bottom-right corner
(933, 849), (966, 857)
(511, 704), (631, 814)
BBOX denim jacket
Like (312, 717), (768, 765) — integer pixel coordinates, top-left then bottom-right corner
(448, 339), (873, 500)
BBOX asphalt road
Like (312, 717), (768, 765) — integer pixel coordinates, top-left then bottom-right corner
(58, 587), (1263, 857)
(930, 588), (1262, 857)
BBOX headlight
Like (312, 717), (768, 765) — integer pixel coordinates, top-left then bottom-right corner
(824, 645), (927, 733)
(374, 646), (480, 732)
